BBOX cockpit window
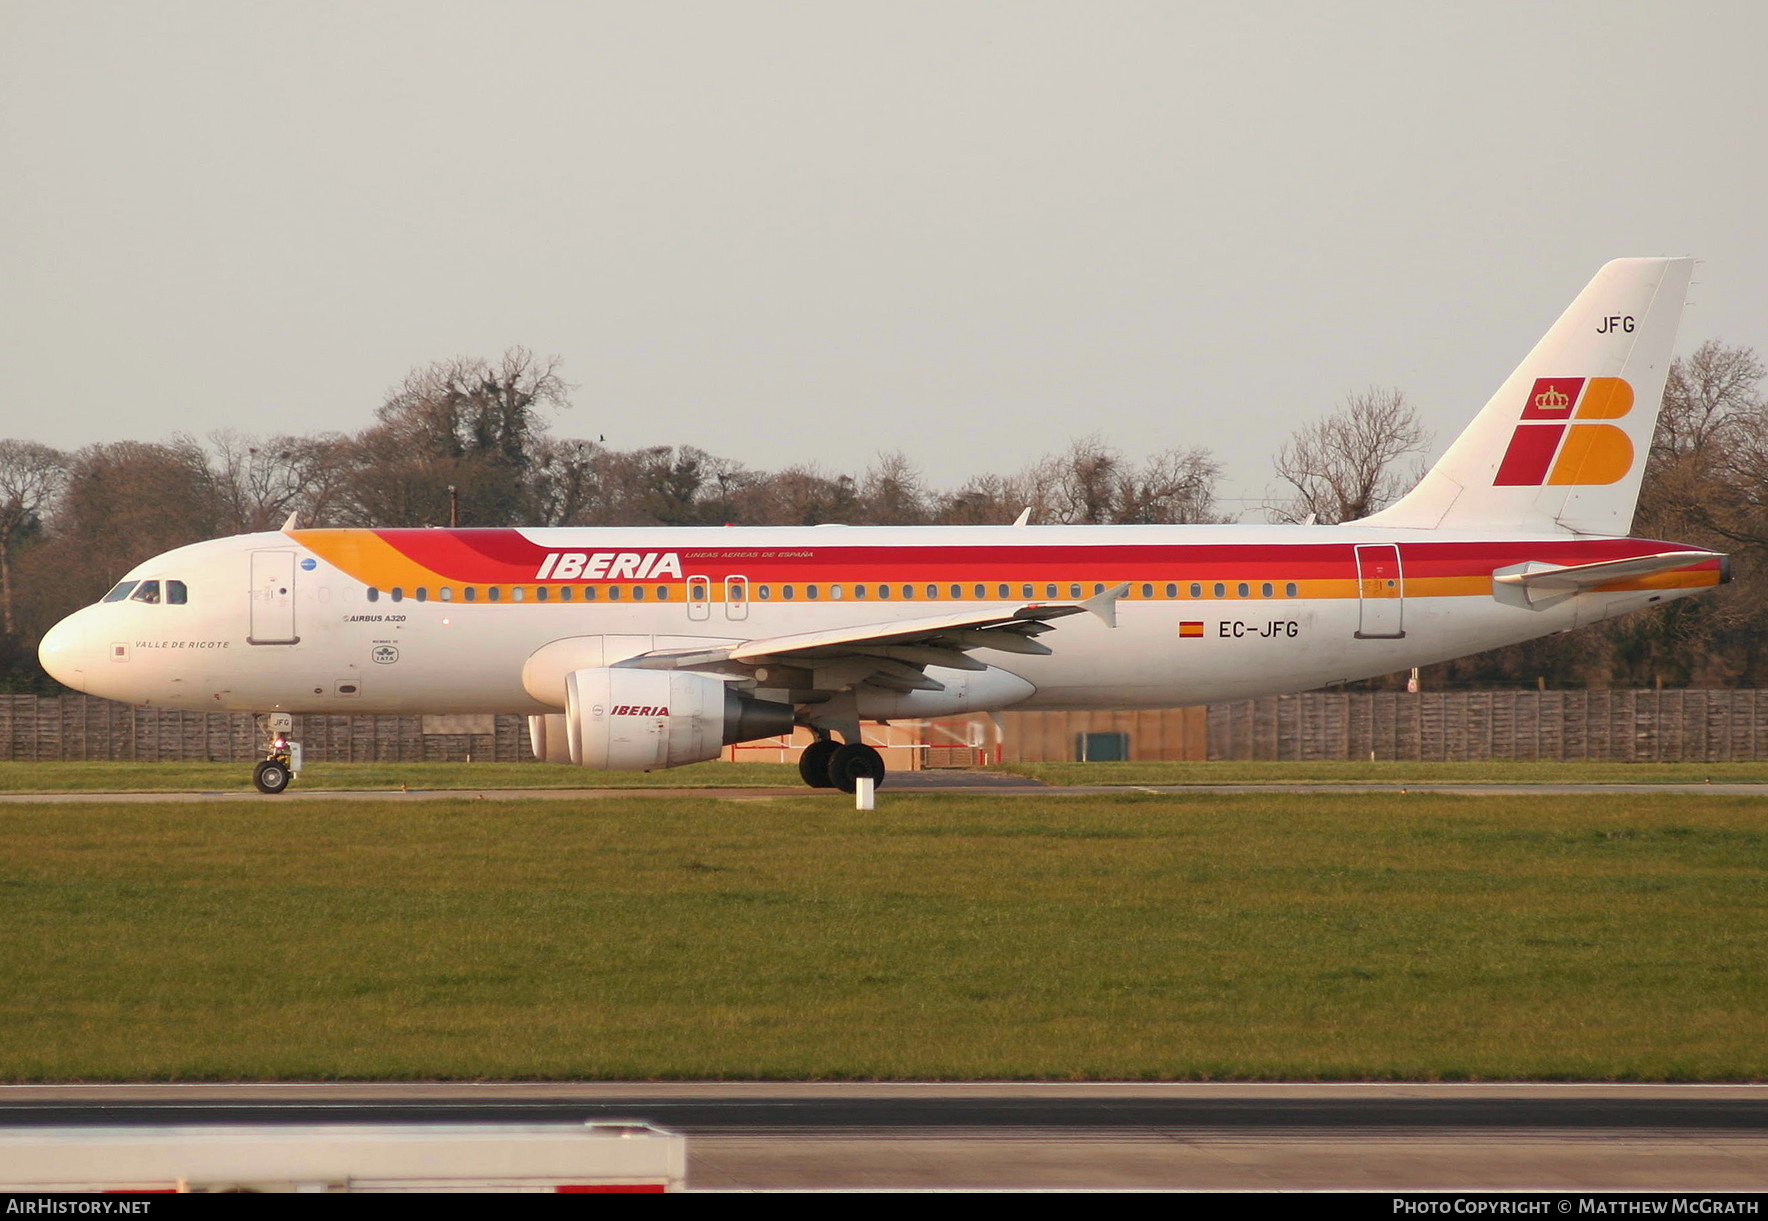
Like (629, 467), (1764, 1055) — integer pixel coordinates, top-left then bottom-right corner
(166, 580), (188, 605)
(102, 581), (139, 603)
(130, 581), (162, 604)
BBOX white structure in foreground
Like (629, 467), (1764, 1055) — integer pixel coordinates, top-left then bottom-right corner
(0, 1122), (685, 1193)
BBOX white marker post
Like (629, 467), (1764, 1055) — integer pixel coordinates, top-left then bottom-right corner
(855, 776), (875, 811)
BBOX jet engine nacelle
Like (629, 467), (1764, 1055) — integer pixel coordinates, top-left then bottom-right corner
(561, 668), (795, 770)
(527, 713), (571, 764)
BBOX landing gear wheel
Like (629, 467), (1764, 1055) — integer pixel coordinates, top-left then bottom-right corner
(798, 739), (839, 788)
(254, 759), (291, 794)
(827, 742), (886, 794)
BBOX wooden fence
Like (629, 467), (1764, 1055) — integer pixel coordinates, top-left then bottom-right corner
(5, 691), (1768, 765)
(0, 697), (530, 763)
(1206, 690), (1768, 763)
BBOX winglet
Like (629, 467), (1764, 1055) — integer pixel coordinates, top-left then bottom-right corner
(1078, 582), (1130, 628)
(1012, 507), (1032, 527)
(281, 511), (301, 531)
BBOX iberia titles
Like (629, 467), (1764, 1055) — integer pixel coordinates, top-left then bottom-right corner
(533, 552), (684, 581)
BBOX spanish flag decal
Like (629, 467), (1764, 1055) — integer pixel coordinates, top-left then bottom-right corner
(1178, 622), (1204, 638)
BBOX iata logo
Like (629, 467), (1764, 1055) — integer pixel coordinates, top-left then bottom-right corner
(1494, 377), (1634, 486)
(611, 705), (670, 717)
(533, 552), (683, 581)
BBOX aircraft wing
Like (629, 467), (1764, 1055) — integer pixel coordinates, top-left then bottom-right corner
(622, 585), (1128, 694)
(1493, 551), (1719, 605)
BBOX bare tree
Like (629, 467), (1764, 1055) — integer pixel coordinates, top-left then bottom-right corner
(859, 452), (928, 525)
(210, 431), (357, 532)
(1653, 340), (1766, 462)
(1272, 387), (1429, 524)
(1006, 436), (1222, 525)
(0, 440), (67, 635)
(1642, 342), (1768, 549)
(339, 347), (573, 526)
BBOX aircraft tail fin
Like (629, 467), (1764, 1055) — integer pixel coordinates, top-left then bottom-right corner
(1359, 257), (1695, 536)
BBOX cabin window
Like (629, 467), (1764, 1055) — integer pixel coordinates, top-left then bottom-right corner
(1141, 583), (1153, 599)
(926, 584), (938, 599)
(855, 584), (867, 599)
(366, 587), (380, 603)
(535, 586), (549, 602)
(1165, 583), (1178, 598)
(1022, 584), (1034, 599)
(462, 587), (476, 602)
(1190, 583), (1202, 598)
(877, 585), (890, 600)
(1045, 583), (1057, 598)
(166, 580), (188, 605)
(439, 587), (454, 602)
(656, 586), (669, 601)
(998, 583), (1010, 598)
(806, 585), (819, 600)
(607, 586), (621, 601)
(415, 587), (428, 603)
(583, 586), (597, 601)
(955, 584), (967, 599)
(130, 580), (162, 604)
(390, 587), (404, 603)
(1261, 582), (1274, 598)
(510, 587), (525, 602)
(559, 587), (573, 602)
(901, 585), (915, 599)
(758, 585), (771, 600)
(1069, 583), (1081, 599)
(103, 581), (139, 603)
(1094, 583), (1105, 595)
(690, 581), (707, 601)
(1212, 583), (1225, 598)
(632, 586), (645, 601)
(487, 587), (500, 602)
(831, 585), (844, 599)
(1285, 582), (1298, 597)
(783, 585), (796, 601)
(1236, 582), (1250, 597)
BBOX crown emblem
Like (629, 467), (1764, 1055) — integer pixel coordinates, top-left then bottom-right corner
(1533, 386), (1570, 411)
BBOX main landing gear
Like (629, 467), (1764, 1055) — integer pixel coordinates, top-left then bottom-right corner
(798, 736), (886, 793)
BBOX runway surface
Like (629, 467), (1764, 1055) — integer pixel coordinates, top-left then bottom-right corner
(8, 776), (1768, 803)
(4, 1083), (1766, 1190)
(6, 778), (1763, 1188)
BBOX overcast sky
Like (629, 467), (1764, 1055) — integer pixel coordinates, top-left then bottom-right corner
(4, 1), (1765, 518)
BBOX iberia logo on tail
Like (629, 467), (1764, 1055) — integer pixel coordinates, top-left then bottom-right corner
(1493, 377), (1635, 486)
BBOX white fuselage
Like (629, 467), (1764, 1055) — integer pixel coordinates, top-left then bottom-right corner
(36, 524), (1722, 718)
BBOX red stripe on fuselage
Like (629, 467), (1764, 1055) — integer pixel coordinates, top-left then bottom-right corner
(360, 531), (1711, 583)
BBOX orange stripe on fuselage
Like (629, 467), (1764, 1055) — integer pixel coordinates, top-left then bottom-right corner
(283, 529), (1722, 602)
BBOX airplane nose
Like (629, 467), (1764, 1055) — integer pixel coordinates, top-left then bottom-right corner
(38, 610), (92, 692)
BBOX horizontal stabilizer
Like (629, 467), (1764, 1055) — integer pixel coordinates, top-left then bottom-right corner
(1494, 551), (1718, 605)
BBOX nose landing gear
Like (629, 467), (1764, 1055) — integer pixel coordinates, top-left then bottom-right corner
(254, 757), (292, 794)
(252, 714), (298, 794)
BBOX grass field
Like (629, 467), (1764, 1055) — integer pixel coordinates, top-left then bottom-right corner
(996, 760), (1768, 786)
(6, 759), (1768, 793)
(0, 760), (801, 792)
(1, 789), (1762, 1081)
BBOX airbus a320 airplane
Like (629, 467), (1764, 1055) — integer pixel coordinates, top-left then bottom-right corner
(39, 259), (1728, 793)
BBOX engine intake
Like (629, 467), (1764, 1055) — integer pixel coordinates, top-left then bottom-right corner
(536, 668), (794, 770)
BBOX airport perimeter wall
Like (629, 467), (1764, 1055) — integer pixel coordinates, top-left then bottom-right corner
(5, 690), (1768, 764)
